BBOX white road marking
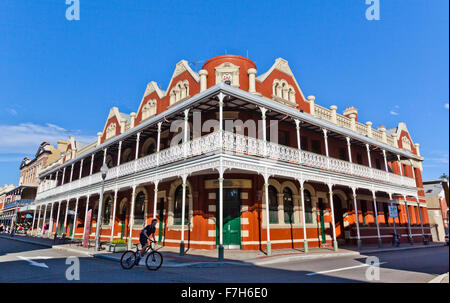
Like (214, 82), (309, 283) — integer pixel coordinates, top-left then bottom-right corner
(306, 262), (387, 276)
(23, 256), (53, 260)
(17, 256), (49, 268)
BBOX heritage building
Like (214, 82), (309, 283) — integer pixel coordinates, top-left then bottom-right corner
(31, 55), (430, 256)
(0, 142), (65, 228)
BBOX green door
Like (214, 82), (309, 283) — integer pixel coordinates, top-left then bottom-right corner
(216, 189), (241, 247)
(318, 198), (326, 244)
(68, 220), (73, 237)
(57, 221), (63, 237)
(120, 209), (126, 240)
(158, 198), (164, 244)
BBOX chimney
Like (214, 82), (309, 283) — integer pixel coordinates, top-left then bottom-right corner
(349, 114), (356, 131)
(343, 106), (358, 121)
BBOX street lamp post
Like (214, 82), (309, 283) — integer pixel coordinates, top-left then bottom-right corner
(95, 163), (108, 251)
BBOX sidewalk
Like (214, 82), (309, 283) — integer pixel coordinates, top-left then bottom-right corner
(1, 233), (446, 268)
(428, 272), (449, 283)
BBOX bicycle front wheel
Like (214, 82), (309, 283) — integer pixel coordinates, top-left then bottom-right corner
(145, 251), (163, 270)
(121, 250), (137, 270)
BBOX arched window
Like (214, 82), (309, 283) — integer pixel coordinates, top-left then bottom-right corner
(143, 141), (155, 156)
(283, 187), (294, 224)
(134, 192), (145, 226)
(103, 197), (112, 225)
(304, 190), (313, 224)
(105, 155), (114, 168)
(92, 200), (99, 222)
(170, 81), (189, 105)
(122, 148), (134, 163)
(173, 185), (189, 225)
(268, 185), (278, 224)
(142, 100), (157, 120)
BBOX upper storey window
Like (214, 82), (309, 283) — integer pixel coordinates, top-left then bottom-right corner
(272, 79), (296, 105)
(105, 122), (117, 140)
(142, 99), (157, 120)
(169, 80), (189, 106)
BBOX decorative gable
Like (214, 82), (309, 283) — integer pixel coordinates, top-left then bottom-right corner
(100, 107), (126, 143)
(143, 81), (165, 99)
(257, 57), (308, 111)
(172, 60), (200, 81)
(166, 60), (199, 91)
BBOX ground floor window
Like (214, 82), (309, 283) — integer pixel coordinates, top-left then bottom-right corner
(173, 185), (189, 225)
(268, 185), (278, 224)
(360, 200), (367, 225)
(383, 203), (390, 226)
(134, 192), (145, 226)
(304, 190), (313, 224)
(283, 187), (294, 224)
(103, 197), (112, 225)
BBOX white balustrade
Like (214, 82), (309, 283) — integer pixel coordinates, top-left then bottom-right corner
(314, 105), (332, 122)
(36, 131), (417, 200)
(355, 122), (367, 135)
(336, 115), (352, 129)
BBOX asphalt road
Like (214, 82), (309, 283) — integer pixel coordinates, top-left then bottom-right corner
(0, 238), (448, 283)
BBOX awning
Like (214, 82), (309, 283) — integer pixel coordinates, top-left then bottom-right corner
(19, 205), (36, 212)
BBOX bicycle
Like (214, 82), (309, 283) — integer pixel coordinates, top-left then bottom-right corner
(120, 240), (163, 270)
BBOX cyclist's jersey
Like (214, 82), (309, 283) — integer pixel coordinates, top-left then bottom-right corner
(140, 224), (155, 237)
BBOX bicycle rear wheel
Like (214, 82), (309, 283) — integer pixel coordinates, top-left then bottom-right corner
(121, 250), (137, 269)
(145, 251), (163, 270)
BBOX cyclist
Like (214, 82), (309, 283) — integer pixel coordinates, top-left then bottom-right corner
(138, 219), (158, 259)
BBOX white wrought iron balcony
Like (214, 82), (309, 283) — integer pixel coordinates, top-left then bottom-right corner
(36, 131), (416, 201)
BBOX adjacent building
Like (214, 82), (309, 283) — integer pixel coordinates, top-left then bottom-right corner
(1, 142), (65, 229)
(32, 55), (430, 255)
(424, 179), (449, 242)
(0, 184), (16, 226)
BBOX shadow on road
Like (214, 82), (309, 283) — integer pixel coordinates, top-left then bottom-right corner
(1, 236), (448, 283)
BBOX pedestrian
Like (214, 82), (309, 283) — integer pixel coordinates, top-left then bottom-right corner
(392, 232), (400, 247)
(11, 223), (16, 237)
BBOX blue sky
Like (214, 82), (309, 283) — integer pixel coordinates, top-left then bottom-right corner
(0, 0), (448, 185)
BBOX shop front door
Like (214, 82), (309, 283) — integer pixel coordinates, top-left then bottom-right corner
(216, 188), (241, 248)
(158, 198), (164, 244)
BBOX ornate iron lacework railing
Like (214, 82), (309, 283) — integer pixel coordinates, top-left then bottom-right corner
(36, 131), (416, 200)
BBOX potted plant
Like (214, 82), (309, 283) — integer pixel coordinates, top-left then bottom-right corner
(106, 239), (128, 252)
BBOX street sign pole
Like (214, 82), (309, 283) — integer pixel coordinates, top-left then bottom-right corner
(390, 203), (398, 236)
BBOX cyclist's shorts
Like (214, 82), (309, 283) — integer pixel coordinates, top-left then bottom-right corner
(139, 235), (147, 247)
